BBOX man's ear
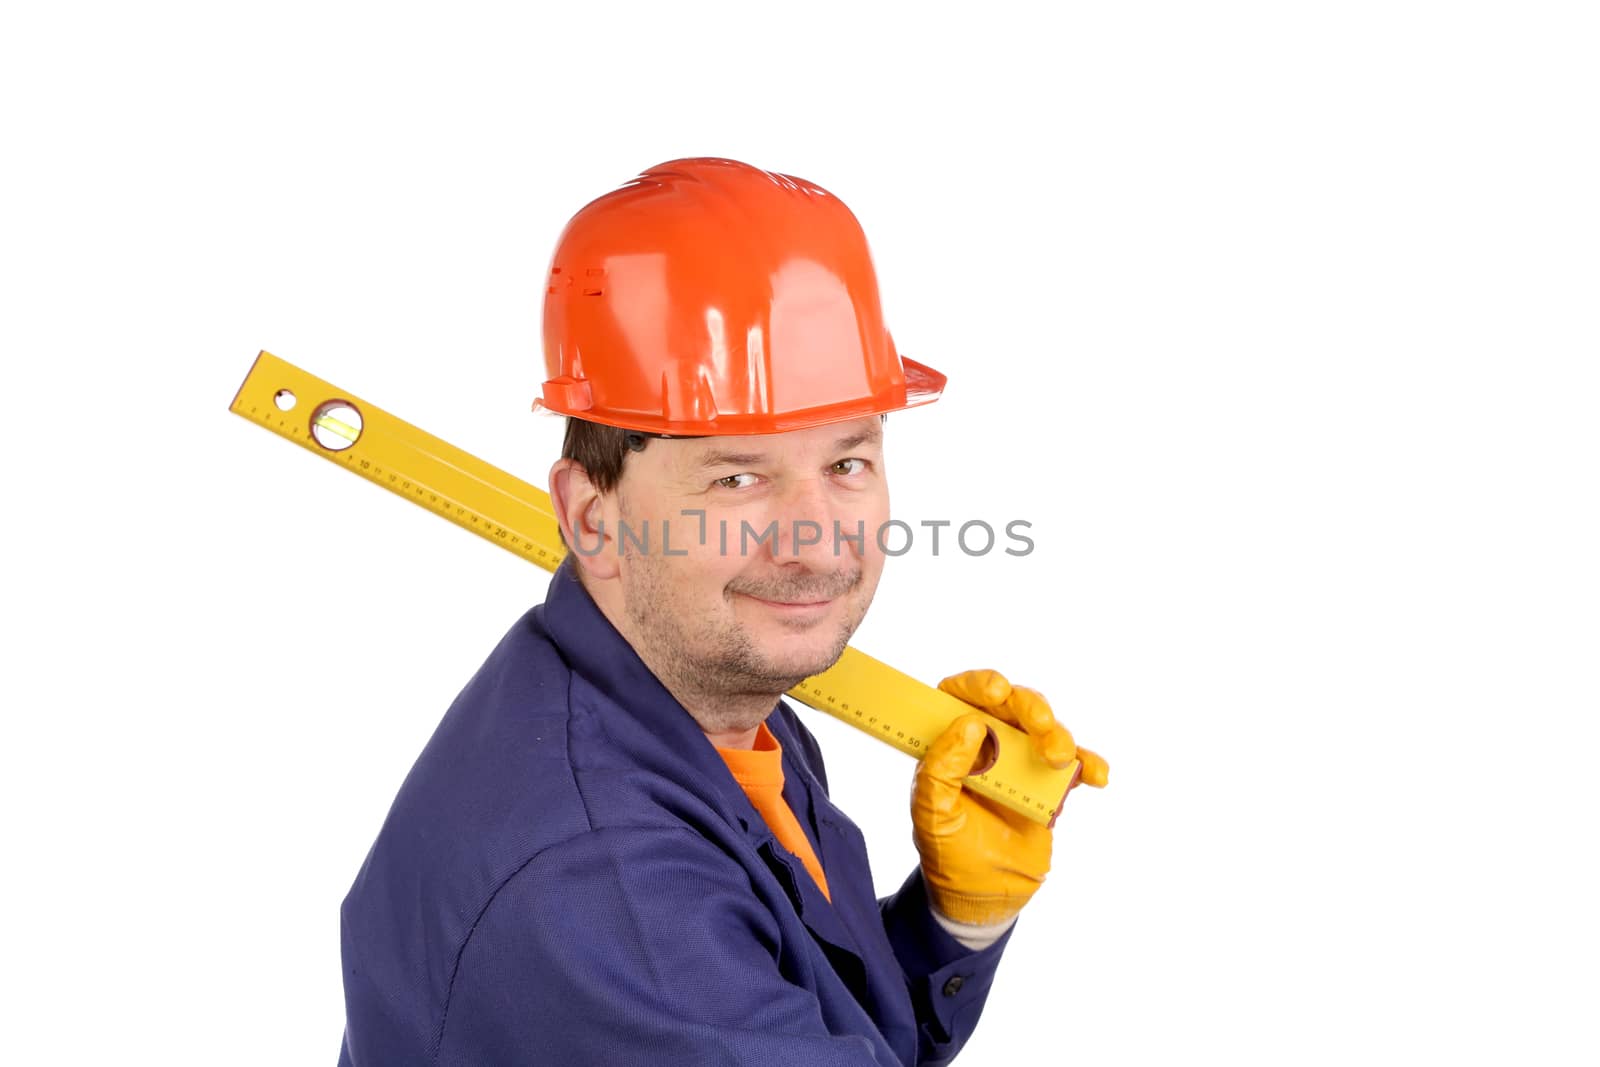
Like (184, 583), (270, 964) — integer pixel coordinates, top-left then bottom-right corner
(549, 458), (620, 581)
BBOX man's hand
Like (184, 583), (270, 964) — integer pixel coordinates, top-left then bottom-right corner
(911, 669), (1108, 926)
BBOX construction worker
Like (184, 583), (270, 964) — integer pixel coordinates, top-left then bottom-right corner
(337, 157), (1107, 1065)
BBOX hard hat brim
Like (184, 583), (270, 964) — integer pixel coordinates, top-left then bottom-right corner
(533, 355), (946, 437)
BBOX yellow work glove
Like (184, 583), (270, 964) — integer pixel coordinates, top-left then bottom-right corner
(912, 669), (1109, 926)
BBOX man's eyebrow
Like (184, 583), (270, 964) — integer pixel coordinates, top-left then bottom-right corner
(831, 426), (884, 452)
(694, 449), (770, 471)
(689, 426), (883, 472)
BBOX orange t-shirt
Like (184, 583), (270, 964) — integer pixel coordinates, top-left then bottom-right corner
(716, 723), (831, 902)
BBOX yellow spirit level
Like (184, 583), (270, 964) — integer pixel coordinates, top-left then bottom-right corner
(229, 351), (1101, 825)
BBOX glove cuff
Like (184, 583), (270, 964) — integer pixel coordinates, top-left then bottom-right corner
(929, 905), (1017, 952)
(925, 883), (1030, 926)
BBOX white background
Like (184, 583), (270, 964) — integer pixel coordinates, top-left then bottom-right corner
(3, 2), (1596, 1064)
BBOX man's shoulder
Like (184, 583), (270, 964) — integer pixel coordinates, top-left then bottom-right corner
(348, 604), (741, 906)
(354, 605), (592, 887)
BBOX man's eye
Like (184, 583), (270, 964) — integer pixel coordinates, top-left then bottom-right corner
(831, 458), (867, 476)
(714, 473), (757, 490)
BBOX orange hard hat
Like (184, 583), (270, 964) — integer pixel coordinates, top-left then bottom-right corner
(534, 157), (945, 436)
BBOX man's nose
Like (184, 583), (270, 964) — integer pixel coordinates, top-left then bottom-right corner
(771, 477), (845, 564)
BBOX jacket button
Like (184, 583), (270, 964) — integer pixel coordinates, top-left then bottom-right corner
(942, 976), (965, 997)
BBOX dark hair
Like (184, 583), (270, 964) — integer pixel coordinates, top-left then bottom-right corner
(560, 411), (890, 494)
(560, 417), (637, 494)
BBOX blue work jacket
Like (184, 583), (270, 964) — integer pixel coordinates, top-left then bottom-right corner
(339, 558), (1013, 1065)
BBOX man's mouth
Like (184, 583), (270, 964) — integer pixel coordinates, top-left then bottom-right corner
(729, 569), (861, 606)
(738, 593), (836, 612)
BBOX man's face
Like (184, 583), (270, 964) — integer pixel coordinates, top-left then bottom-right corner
(608, 416), (890, 704)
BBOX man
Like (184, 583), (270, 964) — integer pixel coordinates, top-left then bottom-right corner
(338, 157), (1106, 1065)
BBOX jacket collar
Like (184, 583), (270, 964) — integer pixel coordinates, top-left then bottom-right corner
(538, 558), (869, 980)
(538, 559), (756, 815)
